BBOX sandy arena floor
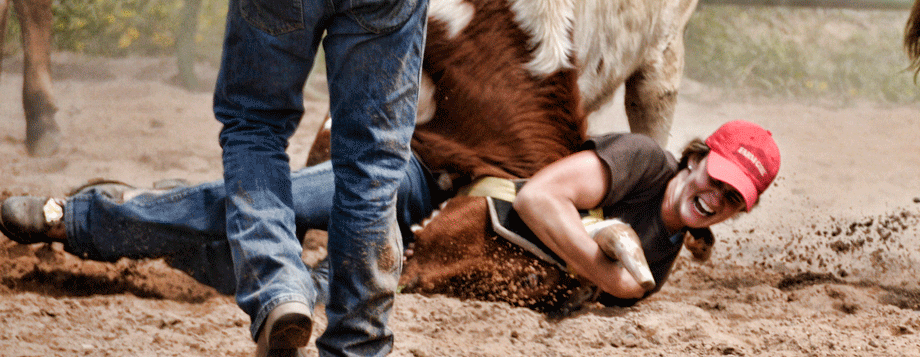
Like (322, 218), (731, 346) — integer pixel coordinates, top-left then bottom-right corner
(1, 53), (919, 356)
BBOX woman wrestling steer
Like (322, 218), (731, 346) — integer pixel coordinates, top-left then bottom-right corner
(0, 120), (780, 313)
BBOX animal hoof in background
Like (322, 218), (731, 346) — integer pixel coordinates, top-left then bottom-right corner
(26, 126), (61, 157)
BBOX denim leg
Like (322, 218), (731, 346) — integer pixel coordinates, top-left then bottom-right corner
(64, 162), (341, 296)
(318, 0), (428, 355)
(62, 155), (434, 304)
(214, 0), (329, 340)
(64, 181), (238, 294)
(311, 156), (435, 308)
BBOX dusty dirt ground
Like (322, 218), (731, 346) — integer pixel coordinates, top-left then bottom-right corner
(1, 52), (920, 356)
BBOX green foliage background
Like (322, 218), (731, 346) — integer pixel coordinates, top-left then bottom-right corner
(4, 0), (227, 61)
(685, 5), (920, 104)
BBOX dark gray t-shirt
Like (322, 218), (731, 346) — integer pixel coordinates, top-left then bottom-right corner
(492, 133), (684, 307)
(583, 133), (684, 306)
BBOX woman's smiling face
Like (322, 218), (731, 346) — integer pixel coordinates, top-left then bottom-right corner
(664, 156), (746, 230)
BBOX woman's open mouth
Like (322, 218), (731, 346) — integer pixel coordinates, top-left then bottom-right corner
(693, 196), (715, 217)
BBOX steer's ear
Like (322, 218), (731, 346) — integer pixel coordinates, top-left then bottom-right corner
(305, 114), (333, 167)
(683, 227), (715, 262)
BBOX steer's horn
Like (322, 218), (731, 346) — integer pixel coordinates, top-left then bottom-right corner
(592, 223), (656, 291)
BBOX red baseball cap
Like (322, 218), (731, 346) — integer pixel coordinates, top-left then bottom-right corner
(705, 120), (781, 211)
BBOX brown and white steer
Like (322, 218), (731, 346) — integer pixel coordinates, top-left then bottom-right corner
(307, 0), (701, 312)
(312, 0), (699, 181)
(0, 0), (58, 156)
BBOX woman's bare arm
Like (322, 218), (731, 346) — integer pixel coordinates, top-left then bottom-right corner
(513, 151), (645, 299)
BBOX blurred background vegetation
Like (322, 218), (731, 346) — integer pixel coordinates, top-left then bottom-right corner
(1, 1), (918, 103)
(3, 0), (227, 62)
(685, 4), (919, 104)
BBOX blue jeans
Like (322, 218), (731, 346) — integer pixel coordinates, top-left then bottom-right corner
(63, 157), (434, 340)
(212, 0), (427, 354)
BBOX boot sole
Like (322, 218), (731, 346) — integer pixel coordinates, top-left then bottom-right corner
(254, 302), (312, 357)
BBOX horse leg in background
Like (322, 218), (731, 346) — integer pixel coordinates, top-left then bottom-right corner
(15, 0), (58, 156)
(175, 0), (202, 90)
(0, 0), (9, 69)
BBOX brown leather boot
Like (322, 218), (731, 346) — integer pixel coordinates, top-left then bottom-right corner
(0, 196), (67, 244)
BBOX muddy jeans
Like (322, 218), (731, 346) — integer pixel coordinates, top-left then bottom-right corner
(203, 0), (426, 353)
(64, 157), (435, 354)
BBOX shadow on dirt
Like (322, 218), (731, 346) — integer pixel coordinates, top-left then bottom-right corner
(0, 260), (217, 303)
(879, 287), (920, 311)
(777, 271), (920, 312)
(776, 272), (843, 290)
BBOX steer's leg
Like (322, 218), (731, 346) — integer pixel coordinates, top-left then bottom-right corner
(623, 34), (685, 148)
(15, 0), (58, 156)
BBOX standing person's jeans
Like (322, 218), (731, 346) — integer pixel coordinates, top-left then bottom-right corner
(63, 157), (435, 333)
(212, 0), (427, 354)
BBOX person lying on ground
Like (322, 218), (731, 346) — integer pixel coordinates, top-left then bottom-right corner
(513, 120), (779, 302)
(0, 120), (780, 312)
